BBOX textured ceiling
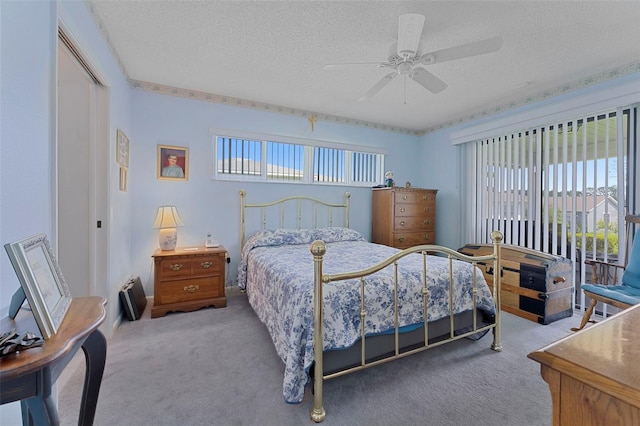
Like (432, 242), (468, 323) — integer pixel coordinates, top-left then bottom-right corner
(85, 1), (640, 134)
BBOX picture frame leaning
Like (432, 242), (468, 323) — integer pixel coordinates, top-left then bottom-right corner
(4, 234), (72, 339)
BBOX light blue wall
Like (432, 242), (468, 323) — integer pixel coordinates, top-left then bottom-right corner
(130, 90), (422, 291)
(1, 2), (58, 423)
(1, 0), (637, 422)
(419, 72), (640, 249)
(1, 1), (131, 422)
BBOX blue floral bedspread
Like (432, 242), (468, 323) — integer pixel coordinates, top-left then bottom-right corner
(238, 227), (495, 403)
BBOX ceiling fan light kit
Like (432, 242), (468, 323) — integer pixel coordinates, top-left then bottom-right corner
(325, 13), (503, 102)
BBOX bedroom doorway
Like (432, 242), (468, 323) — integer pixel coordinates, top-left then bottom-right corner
(57, 29), (108, 299)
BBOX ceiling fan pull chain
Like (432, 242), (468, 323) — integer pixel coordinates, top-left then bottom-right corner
(404, 76), (407, 105)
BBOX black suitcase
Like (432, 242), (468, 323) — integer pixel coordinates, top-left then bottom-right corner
(119, 276), (147, 321)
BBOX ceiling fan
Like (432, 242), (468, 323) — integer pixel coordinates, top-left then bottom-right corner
(324, 14), (503, 102)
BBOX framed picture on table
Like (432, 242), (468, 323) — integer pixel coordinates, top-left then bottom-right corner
(4, 234), (72, 339)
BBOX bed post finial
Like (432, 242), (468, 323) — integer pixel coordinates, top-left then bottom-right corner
(490, 230), (503, 352)
(490, 231), (503, 245)
(310, 240), (327, 422)
(240, 190), (247, 248)
(344, 192), (351, 229)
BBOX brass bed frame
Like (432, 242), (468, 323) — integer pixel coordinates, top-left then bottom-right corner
(239, 190), (503, 423)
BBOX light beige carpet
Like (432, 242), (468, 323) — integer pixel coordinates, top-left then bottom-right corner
(59, 292), (582, 426)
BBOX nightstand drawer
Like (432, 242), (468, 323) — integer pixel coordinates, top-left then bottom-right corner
(158, 259), (191, 279)
(191, 255), (223, 277)
(157, 257), (223, 280)
(158, 276), (223, 304)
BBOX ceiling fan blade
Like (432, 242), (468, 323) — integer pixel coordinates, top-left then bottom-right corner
(417, 36), (503, 65)
(397, 14), (425, 58)
(358, 72), (398, 102)
(410, 68), (448, 94)
(323, 62), (389, 70)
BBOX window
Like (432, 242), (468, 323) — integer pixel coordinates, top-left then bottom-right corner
(213, 132), (385, 186)
(462, 106), (639, 315)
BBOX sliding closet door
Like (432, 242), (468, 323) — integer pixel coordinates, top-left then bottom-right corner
(57, 32), (108, 298)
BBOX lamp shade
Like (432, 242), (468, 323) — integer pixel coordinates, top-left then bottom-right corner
(152, 206), (184, 229)
(153, 206), (184, 250)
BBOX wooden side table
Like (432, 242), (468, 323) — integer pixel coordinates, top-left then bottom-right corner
(0, 296), (107, 426)
(151, 246), (227, 318)
(528, 303), (640, 425)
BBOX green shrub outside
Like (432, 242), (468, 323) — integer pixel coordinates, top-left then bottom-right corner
(572, 232), (619, 255)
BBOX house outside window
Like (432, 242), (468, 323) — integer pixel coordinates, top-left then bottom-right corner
(213, 131), (385, 187)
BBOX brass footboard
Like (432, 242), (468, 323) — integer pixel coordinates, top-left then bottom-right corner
(310, 231), (503, 423)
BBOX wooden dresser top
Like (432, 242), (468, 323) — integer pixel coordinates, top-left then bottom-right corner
(528, 303), (640, 408)
(372, 187), (438, 193)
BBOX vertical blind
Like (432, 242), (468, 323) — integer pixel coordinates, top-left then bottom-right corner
(463, 106), (638, 315)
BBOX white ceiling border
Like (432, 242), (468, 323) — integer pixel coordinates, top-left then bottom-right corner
(449, 72), (640, 145)
(130, 80), (421, 136)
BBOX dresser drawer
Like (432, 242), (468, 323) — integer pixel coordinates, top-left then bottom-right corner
(394, 191), (436, 204)
(393, 232), (435, 248)
(394, 191), (417, 204)
(157, 276), (223, 305)
(394, 203), (435, 217)
(393, 216), (435, 231)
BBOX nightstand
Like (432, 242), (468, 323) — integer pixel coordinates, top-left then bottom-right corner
(151, 246), (227, 318)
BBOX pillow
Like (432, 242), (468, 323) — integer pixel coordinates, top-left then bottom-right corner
(237, 227), (365, 290)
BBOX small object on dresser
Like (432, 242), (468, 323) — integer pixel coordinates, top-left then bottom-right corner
(205, 233), (219, 248)
(119, 276), (147, 321)
(384, 171), (394, 187)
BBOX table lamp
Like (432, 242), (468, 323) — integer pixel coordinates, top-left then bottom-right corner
(152, 206), (184, 250)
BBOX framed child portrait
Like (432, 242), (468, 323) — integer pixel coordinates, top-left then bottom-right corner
(157, 144), (189, 181)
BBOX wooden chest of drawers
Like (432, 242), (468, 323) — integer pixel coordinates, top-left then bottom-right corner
(372, 187), (437, 249)
(151, 246), (227, 318)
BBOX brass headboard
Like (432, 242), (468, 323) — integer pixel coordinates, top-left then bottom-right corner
(239, 190), (351, 248)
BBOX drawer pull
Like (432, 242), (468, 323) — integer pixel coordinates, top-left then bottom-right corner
(169, 263), (184, 271)
(424, 234), (430, 240)
(424, 207), (430, 212)
(400, 220), (406, 226)
(184, 284), (200, 293)
(400, 207), (406, 212)
(402, 195), (408, 200)
(422, 195), (429, 200)
(200, 261), (213, 268)
(424, 219), (431, 224)
(399, 237), (405, 242)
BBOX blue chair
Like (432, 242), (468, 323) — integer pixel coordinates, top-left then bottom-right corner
(573, 214), (640, 331)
